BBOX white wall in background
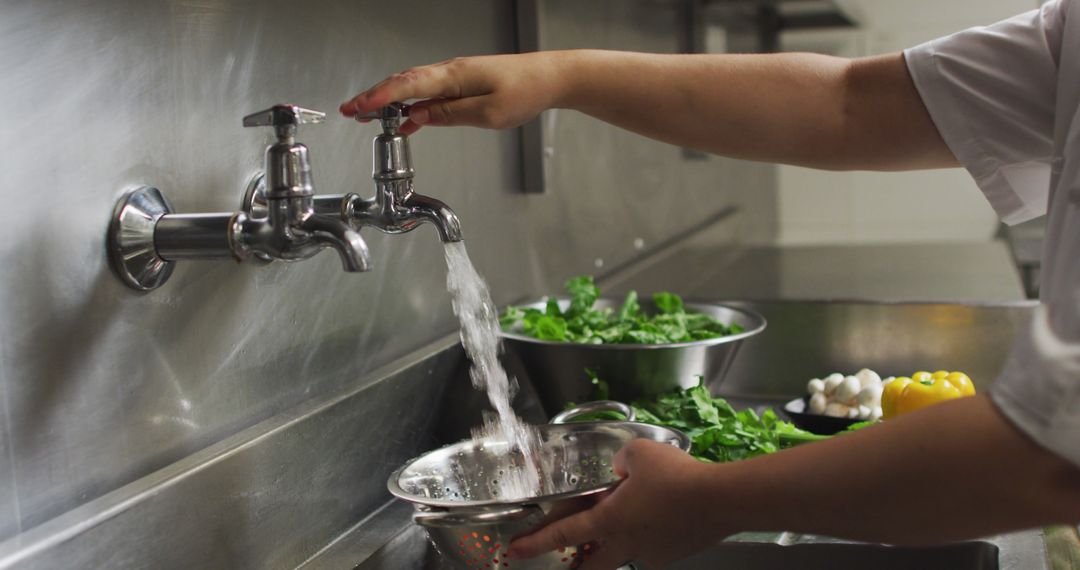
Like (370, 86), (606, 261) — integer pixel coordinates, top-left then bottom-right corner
(776, 0), (1039, 245)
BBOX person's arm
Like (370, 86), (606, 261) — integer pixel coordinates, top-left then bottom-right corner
(340, 50), (956, 171)
(506, 395), (1080, 569)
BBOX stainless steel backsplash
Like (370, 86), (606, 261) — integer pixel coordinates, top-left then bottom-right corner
(0, 0), (771, 541)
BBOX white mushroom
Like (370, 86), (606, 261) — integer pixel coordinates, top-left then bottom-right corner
(836, 376), (861, 404)
(857, 405), (872, 419)
(809, 392), (828, 414)
(869, 406), (883, 421)
(855, 368), (882, 389)
(823, 374), (844, 397)
(857, 385), (883, 408)
(807, 378), (825, 395)
(847, 406), (861, 419)
(824, 402), (850, 418)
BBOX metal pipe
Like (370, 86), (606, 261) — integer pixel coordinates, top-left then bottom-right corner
(313, 194), (348, 217)
(154, 213), (236, 260)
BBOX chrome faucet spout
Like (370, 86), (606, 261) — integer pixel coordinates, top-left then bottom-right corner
(298, 214), (372, 272)
(344, 183), (464, 243)
(404, 192), (463, 243)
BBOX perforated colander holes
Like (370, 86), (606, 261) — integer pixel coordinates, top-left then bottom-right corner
(488, 469), (505, 497)
(457, 531), (508, 567)
(572, 458), (611, 485)
(455, 534), (591, 568)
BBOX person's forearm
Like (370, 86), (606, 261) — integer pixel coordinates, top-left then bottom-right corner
(553, 50), (956, 171)
(707, 395), (1080, 545)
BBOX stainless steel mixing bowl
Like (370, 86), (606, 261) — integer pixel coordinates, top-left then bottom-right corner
(500, 299), (766, 414)
(388, 402), (690, 570)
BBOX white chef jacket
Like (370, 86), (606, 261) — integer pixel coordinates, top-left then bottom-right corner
(905, 0), (1080, 467)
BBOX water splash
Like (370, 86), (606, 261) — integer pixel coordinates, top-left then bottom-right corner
(444, 242), (541, 500)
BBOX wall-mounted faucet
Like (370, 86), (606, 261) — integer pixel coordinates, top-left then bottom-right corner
(108, 104), (372, 291)
(327, 103), (463, 243)
(246, 103), (463, 243)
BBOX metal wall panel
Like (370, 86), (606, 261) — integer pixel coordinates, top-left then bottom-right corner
(0, 368), (17, 539)
(0, 340), (476, 569)
(0, 0), (763, 542)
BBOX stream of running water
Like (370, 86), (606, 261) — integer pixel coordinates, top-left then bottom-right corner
(443, 241), (541, 499)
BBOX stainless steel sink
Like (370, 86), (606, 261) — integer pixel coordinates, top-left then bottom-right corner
(334, 507), (1043, 570)
(326, 500), (1036, 570)
(655, 538), (999, 570)
(353, 523), (442, 570)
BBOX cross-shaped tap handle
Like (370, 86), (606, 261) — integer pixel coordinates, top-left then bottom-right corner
(243, 104), (326, 128)
(354, 102), (410, 132)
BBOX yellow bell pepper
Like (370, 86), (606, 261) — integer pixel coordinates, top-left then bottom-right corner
(881, 376), (912, 419)
(881, 370), (975, 419)
(944, 371), (975, 396)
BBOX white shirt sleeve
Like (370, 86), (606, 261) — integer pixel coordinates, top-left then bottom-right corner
(904, 1), (1065, 225)
(992, 304), (1080, 469)
(907, 0), (1080, 469)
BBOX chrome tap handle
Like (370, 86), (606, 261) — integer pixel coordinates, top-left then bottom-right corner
(243, 104), (326, 127)
(353, 102), (409, 121)
(243, 104), (325, 140)
(241, 104), (324, 199)
(354, 102), (409, 132)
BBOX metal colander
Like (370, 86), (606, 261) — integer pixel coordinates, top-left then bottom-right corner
(387, 402), (690, 570)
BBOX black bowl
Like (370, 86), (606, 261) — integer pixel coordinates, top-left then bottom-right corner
(783, 397), (861, 435)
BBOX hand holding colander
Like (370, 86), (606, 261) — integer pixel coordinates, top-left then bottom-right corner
(387, 401), (689, 570)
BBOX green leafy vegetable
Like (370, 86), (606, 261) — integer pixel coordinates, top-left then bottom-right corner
(565, 275), (600, 318)
(567, 377), (829, 463)
(844, 420), (878, 432)
(532, 315), (567, 341)
(502, 276), (745, 344)
(585, 368), (610, 401)
(652, 291), (684, 314)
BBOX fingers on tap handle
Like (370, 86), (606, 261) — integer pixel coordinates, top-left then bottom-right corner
(339, 77), (401, 118)
(340, 63), (457, 118)
(397, 119), (422, 136)
(340, 62), (502, 133)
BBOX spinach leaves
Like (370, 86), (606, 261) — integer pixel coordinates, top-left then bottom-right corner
(566, 378), (828, 463)
(632, 381), (827, 463)
(500, 276), (744, 344)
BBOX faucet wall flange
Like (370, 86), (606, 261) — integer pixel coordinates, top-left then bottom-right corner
(107, 186), (177, 291)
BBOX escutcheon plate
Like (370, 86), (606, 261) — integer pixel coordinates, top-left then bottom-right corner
(107, 186), (175, 291)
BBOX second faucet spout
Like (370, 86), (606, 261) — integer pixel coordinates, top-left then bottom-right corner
(298, 214), (372, 272)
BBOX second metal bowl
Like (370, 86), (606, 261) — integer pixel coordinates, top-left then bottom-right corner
(500, 298), (766, 414)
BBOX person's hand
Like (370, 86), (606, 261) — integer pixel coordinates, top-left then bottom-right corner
(507, 439), (730, 569)
(339, 52), (569, 136)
